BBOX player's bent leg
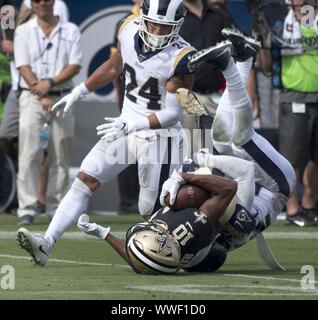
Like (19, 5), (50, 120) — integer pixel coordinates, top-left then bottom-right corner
(233, 131), (296, 199)
(45, 139), (131, 243)
(137, 132), (186, 217)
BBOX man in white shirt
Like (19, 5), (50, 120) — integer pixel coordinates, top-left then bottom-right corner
(14, 0), (82, 225)
(0, 0), (69, 141)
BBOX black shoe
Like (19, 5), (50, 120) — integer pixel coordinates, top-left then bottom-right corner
(189, 41), (233, 71)
(35, 201), (46, 214)
(221, 28), (261, 62)
(286, 209), (317, 227)
(301, 207), (318, 224)
(17, 214), (34, 226)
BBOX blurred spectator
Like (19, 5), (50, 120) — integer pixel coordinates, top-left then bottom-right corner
(0, 0), (15, 123)
(206, 0), (237, 27)
(260, 0), (318, 226)
(0, 0), (69, 216)
(251, 9), (281, 145)
(14, 0), (81, 225)
(21, 0), (68, 23)
(111, 0), (142, 215)
(180, 0), (231, 153)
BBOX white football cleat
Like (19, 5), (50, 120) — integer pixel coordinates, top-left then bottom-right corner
(17, 228), (52, 266)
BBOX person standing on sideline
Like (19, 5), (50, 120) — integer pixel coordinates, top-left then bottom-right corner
(14, 0), (82, 225)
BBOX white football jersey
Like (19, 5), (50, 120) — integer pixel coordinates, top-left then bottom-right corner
(117, 16), (195, 127)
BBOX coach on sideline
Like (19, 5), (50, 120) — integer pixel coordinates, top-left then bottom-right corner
(14, 0), (82, 225)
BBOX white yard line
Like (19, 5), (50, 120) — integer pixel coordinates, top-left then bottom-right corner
(0, 254), (129, 268)
(4, 285), (318, 297)
(1, 231), (318, 239)
(0, 254), (315, 285)
(1, 254), (317, 298)
(131, 284), (318, 296)
(222, 273), (318, 284)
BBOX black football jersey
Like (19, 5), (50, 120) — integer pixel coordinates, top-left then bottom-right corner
(150, 207), (218, 266)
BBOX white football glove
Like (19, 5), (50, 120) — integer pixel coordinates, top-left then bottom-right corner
(77, 214), (110, 240)
(52, 83), (89, 117)
(96, 117), (149, 142)
(159, 169), (186, 206)
(193, 149), (213, 169)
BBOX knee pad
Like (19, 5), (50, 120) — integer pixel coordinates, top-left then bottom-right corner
(138, 187), (158, 216)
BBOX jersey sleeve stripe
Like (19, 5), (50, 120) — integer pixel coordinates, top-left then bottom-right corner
(118, 15), (137, 38)
(173, 47), (196, 71)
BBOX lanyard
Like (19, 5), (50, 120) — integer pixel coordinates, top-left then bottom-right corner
(35, 26), (62, 77)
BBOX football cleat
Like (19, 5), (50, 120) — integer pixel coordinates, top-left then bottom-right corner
(189, 41), (233, 71)
(17, 228), (52, 266)
(221, 28), (261, 62)
(176, 88), (209, 118)
(286, 209), (317, 227)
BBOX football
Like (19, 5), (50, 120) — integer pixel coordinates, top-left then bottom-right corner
(164, 184), (210, 211)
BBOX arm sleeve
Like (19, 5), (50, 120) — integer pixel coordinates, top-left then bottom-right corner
(155, 92), (183, 128)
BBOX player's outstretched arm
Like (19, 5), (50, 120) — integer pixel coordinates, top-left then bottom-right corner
(77, 214), (132, 266)
(181, 172), (237, 225)
(52, 48), (123, 117)
(84, 48), (123, 93)
(105, 234), (132, 266)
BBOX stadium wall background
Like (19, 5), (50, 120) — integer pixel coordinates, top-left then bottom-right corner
(14, 0), (253, 213)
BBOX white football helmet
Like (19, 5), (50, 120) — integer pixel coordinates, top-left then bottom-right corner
(139, 0), (186, 50)
(126, 221), (181, 275)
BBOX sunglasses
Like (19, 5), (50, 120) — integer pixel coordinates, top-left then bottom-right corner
(32, 0), (52, 4)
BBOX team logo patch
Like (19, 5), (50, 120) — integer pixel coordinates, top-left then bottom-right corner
(155, 234), (172, 253)
(194, 211), (208, 224)
(237, 209), (252, 223)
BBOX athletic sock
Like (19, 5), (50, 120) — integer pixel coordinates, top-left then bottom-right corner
(45, 178), (93, 247)
(236, 58), (253, 85)
(222, 58), (249, 105)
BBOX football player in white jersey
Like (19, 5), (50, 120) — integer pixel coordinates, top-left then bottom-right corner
(16, 0), (200, 266)
(75, 30), (296, 275)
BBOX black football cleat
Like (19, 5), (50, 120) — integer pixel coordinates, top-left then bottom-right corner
(222, 28), (261, 62)
(189, 41), (233, 71)
(286, 208), (317, 227)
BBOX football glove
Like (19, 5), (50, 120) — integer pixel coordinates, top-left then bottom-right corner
(77, 214), (110, 240)
(193, 149), (213, 169)
(96, 117), (149, 142)
(52, 83), (90, 117)
(159, 169), (186, 206)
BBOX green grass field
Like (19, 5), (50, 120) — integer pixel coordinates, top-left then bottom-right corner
(0, 213), (317, 300)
